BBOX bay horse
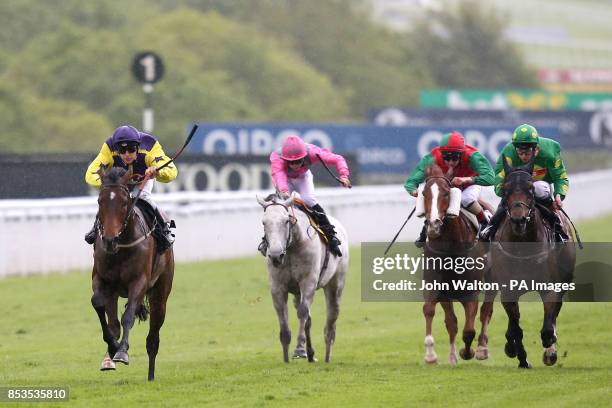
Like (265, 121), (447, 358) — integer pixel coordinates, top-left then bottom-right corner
(420, 164), (493, 365)
(256, 192), (348, 363)
(91, 166), (174, 381)
(489, 157), (575, 368)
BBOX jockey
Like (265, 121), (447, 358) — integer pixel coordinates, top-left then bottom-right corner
(84, 125), (178, 250)
(404, 131), (495, 247)
(259, 135), (351, 257)
(479, 123), (569, 242)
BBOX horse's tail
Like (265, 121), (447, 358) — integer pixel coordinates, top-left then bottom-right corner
(136, 302), (149, 322)
(125, 298), (150, 322)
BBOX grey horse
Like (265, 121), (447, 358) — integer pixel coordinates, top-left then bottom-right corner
(257, 192), (348, 363)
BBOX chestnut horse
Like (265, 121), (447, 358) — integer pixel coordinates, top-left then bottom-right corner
(91, 166), (174, 381)
(489, 157), (575, 368)
(420, 164), (493, 365)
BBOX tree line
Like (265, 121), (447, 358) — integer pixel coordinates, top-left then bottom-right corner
(0, 0), (536, 153)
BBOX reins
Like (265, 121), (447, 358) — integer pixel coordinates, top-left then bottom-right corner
(262, 201), (298, 253)
(98, 180), (155, 248)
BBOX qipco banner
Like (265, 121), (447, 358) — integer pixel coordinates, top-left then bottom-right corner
(187, 123), (557, 178)
(0, 154), (358, 198)
(369, 108), (612, 150)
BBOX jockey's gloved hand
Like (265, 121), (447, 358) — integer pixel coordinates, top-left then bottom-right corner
(279, 191), (290, 199)
(339, 176), (352, 188)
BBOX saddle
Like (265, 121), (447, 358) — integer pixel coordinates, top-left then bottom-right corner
(293, 198), (329, 245)
(292, 198), (332, 283)
(135, 200), (175, 253)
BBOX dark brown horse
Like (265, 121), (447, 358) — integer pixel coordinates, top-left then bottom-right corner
(420, 165), (493, 365)
(489, 157), (575, 368)
(91, 166), (174, 381)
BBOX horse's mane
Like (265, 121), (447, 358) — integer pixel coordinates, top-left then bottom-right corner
(504, 166), (533, 193)
(264, 193), (280, 202)
(103, 167), (128, 185)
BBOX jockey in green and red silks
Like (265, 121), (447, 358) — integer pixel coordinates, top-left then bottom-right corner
(404, 131), (495, 247)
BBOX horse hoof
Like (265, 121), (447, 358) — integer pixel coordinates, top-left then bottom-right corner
(292, 349), (307, 359)
(100, 353), (116, 371)
(459, 347), (475, 360)
(449, 354), (458, 366)
(475, 346), (489, 360)
(424, 354), (438, 364)
(543, 351), (557, 366)
(518, 361), (532, 369)
(504, 342), (517, 358)
(112, 351), (129, 365)
(307, 351), (317, 363)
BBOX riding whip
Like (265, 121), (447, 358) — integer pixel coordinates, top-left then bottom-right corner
(559, 207), (584, 249)
(315, 153), (351, 188)
(384, 206), (416, 256)
(157, 124), (199, 172)
(129, 124), (198, 213)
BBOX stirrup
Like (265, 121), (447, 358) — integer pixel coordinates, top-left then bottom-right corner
(479, 225), (493, 241)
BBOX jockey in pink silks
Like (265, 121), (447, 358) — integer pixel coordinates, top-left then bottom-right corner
(258, 135), (352, 257)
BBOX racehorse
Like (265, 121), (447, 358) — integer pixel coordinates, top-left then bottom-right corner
(420, 164), (493, 365)
(489, 157), (575, 368)
(256, 192), (348, 363)
(91, 166), (174, 381)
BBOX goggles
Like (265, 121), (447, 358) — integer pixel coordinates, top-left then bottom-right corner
(117, 144), (139, 154)
(287, 158), (304, 166)
(441, 151), (461, 161)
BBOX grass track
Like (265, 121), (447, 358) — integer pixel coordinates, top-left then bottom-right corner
(0, 216), (611, 407)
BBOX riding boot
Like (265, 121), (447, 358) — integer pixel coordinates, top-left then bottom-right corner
(84, 216), (99, 245)
(536, 198), (569, 243)
(154, 207), (176, 252)
(478, 205), (505, 241)
(415, 222), (427, 248)
(466, 201), (491, 235)
(258, 236), (268, 257)
(311, 204), (342, 257)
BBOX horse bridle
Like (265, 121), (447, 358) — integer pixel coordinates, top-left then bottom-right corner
(503, 170), (535, 223)
(262, 201), (298, 255)
(424, 175), (452, 226)
(98, 183), (138, 242)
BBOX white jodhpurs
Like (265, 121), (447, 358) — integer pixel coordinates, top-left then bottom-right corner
(534, 181), (552, 200)
(130, 179), (157, 209)
(461, 184), (482, 208)
(287, 170), (317, 207)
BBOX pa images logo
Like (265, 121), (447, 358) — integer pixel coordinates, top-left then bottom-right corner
(589, 110), (612, 147)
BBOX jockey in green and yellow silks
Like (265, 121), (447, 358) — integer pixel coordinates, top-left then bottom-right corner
(404, 131), (495, 247)
(479, 124), (569, 242)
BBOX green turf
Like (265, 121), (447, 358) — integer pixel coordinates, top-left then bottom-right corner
(0, 216), (611, 407)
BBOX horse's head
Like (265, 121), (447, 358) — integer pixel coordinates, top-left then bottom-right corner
(97, 166), (134, 254)
(256, 192), (298, 267)
(422, 165), (453, 239)
(502, 155), (535, 236)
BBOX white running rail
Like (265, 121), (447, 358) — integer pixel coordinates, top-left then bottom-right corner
(1, 170), (611, 277)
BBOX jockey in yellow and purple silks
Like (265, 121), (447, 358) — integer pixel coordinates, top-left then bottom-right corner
(404, 131), (495, 247)
(258, 135), (351, 257)
(84, 125), (178, 248)
(479, 123), (569, 242)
